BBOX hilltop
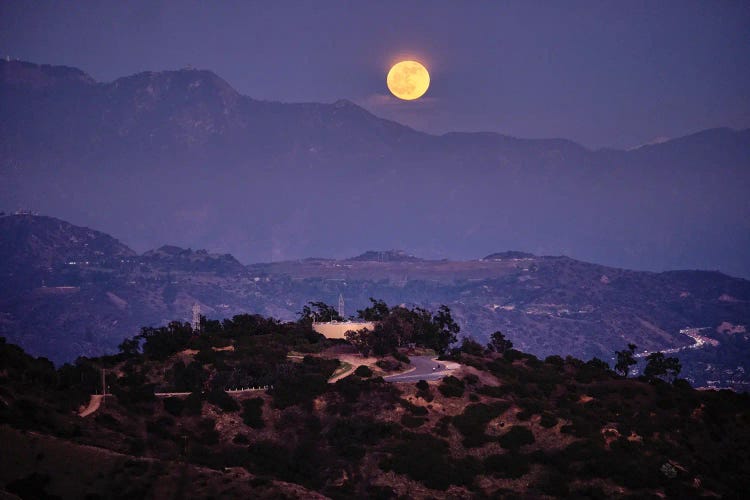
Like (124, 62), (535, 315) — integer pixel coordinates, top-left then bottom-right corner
(0, 310), (748, 498)
(1, 214), (749, 390)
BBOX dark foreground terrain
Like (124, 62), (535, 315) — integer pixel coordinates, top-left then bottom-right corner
(1, 311), (749, 499)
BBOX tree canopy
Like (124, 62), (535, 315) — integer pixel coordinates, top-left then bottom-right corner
(614, 343), (637, 377)
(346, 302), (459, 356)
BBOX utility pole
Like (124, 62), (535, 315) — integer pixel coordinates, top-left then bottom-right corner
(338, 294), (345, 319)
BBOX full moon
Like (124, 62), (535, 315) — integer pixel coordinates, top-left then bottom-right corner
(387, 60), (430, 100)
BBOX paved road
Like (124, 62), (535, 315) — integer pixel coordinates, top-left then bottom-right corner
(384, 355), (449, 383)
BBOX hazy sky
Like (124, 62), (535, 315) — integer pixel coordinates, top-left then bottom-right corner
(2, 0), (749, 148)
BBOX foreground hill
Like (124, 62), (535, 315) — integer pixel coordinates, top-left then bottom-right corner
(2, 59), (749, 277)
(1, 320), (749, 498)
(1, 214), (748, 390)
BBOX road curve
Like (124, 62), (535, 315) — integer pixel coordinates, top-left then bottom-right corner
(384, 355), (450, 383)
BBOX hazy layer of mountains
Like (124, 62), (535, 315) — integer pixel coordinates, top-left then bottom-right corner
(1, 59), (749, 277)
(1, 214), (748, 390)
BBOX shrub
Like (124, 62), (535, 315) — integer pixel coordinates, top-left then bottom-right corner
(399, 398), (428, 416)
(545, 355), (565, 367)
(376, 359), (401, 372)
(233, 433), (249, 444)
(206, 389), (239, 412)
(484, 453), (530, 478)
(415, 380), (429, 391)
(459, 338), (486, 356)
(94, 412), (120, 428)
(516, 410), (533, 421)
(540, 412), (558, 428)
(499, 426), (535, 451)
(452, 402), (510, 448)
(327, 417), (395, 460)
(354, 365), (373, 378)
(451, 456), (483, 488)
(246, 440), (293, 477)
(194, 348), (217, 365)
(146, 415), (175, 440)
(271, 358), (333, 409)
(463, 373), (479, 385)
(183, 391), (203, 416)
(477, 385), (511, 398)
(241, 397), (265, 428)
(6, 473), (53, 499)
(401, 414), (427, 428)
(197, 417), (219, 445)
(392, 351), (410, 364)
(381, 433), (457, 490)
(536, 470), (570, 497)
(163, 396), (185, 416)
(503, 349), (525, 362)
(438, 376), (465, 398)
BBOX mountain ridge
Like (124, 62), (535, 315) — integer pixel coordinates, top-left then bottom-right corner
(1, 58), (749, 278)
(4, 58), (748, 152)
(1, 214), (748, 391)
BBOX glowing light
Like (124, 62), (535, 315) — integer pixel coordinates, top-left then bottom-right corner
(387, 60), (430, 100)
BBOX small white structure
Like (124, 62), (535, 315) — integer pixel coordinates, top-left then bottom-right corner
(313, 321), (375, 339)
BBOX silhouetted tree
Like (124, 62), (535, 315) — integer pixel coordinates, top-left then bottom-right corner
(138, 321), (192, 360)
(298, 301), (342, 323)
(118, 337), (140, 357)
(488, 331), (513, 353)
(615, 343), (637, 377)
(644, 352), (681, 382)
(430, 305), (460, 355)
(459, 337), (485, 356)
(345, 328), (374, 357)
(356, 298), (390, 321)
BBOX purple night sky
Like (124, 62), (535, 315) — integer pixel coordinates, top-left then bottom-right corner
(2, 0), (748, 149)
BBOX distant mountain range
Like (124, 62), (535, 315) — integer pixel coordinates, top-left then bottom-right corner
(1, 214), (748, 390)
(1, 59), (749, 277)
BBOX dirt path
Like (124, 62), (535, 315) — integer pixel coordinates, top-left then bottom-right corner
(78, 395), (104, 417)
(327, 354), (380, 383)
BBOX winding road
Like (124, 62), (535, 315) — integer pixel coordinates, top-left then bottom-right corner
(384, 356), (452, 383)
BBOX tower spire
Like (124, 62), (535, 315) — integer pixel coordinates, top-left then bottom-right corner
(191, 303), (201, 332)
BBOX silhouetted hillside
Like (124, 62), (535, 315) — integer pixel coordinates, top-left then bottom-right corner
(1, 315), (748, 498)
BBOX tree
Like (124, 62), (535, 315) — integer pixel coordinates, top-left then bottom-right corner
(345, 328), (374, 357)
(356, 298), (390, 321)
(614, 343), (637, 377)
(644, 352), (681, 382)
(430, 305), (460, 355)
(298, 301), (342, 323)
(118, 337), (140, 357)
(487, 331), (513, 353)
(138, 322), (192, 360)
(459, 337), (485, 356)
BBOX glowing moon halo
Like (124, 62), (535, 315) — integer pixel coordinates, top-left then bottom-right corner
(387, 60), (430, 100)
